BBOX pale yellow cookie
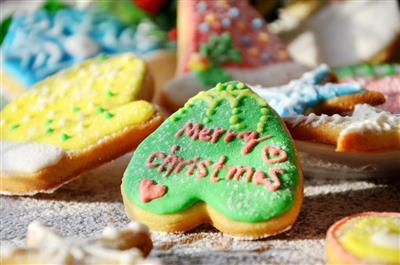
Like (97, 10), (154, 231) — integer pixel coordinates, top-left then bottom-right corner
(0, 54), (163, 195)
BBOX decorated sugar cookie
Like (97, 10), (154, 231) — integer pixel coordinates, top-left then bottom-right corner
(122, 81), (303, 239)
(326, 212), (400, 265)
(286, 104), (400, 152)
(0, 54), (163, 195)
(335, 64), (400, 113)
(0, 221), (160, 265)
(162, 0), (307, 110)
(1, 6), (175, 98)
(252, 65), (385, 117)
(278, 0), (400, 67)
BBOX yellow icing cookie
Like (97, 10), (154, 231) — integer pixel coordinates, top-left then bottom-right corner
(0, 53), (163, 195)
(326, 212), (400, 265)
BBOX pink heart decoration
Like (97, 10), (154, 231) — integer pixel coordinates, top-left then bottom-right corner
(140, 179), (167, 203)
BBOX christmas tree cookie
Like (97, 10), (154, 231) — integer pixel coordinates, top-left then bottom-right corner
(122, 81), (303, 239)
(162, 0), (306, 110)
(0, 53), (163, 195)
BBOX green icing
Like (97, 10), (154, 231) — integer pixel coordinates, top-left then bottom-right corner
(334, 63), (400, 80)
(60, 133), (70, 141)
(194, 33), (242, 86)
(122, 81), (300, 223)
(104, 112), (114, 119)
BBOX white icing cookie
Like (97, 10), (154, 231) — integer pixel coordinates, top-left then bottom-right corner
(0, 221), (161, 265)
(286, 104), (400, 152)
(0, 141), (66, 174)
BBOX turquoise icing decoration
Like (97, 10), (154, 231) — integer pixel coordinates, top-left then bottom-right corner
(334, 63), (400, 80)
(1, 8), (174, 87)
(252, 64), (364, 117)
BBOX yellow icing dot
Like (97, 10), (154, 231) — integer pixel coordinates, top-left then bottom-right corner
(216, 0), (228, 7)
(0, 54), (155, 151)
(338, 216), (400, 264)
(258, 32), (269, 42)
(236, 82), (245, 89)
(216, 83), (223, 91)
(230, 115), (239, 124)
(248, 48), (259, 56)
(278, 50), (289, 60)
(237, 21), (245, 30)
(205, 13), (216, 23)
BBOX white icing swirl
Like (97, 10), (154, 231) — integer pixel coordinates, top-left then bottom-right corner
(286, 104), (400, 137)
(64, 34), (100, 59)
(0, 141), (66, 174)
(340, 104), (400, 136)
(371, 230), (400, 249)
(1, 222), (157, 265)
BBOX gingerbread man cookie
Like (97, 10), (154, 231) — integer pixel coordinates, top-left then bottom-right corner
(122, 81), (303, 239)
(0, 53), (163, 195)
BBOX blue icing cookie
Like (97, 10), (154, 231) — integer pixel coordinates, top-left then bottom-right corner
(251, 65), (364, 117)
(2, 8), (172, 87)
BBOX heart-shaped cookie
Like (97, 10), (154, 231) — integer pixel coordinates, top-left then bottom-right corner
(0, 53), (163, 195)
(122, 81), (303, 239)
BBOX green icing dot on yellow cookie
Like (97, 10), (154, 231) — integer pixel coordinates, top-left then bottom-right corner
(0, 54), (155, 152)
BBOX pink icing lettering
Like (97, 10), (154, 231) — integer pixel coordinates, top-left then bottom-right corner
(173, 159), (194, 174)
(240, 132), (271, 154)
(196, 160), (212, 178)
(146, 152), (166, 168)
(157, 145), (181, 177)
(263, 146), (288, 164)
(199, 128), (212, 141)
(157, 156), (180, 177)
(252, 169), (282, 191)
(139, 179), (167, 203)
(175, 122), (203, 140)
(186, 157), (200, 176)
(266, 168), (283, 191)
(226, 166), (254, 182)
(210, 156), (226, 182)
(224, 130), (236, 142)
(211, 128), (225, 143)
